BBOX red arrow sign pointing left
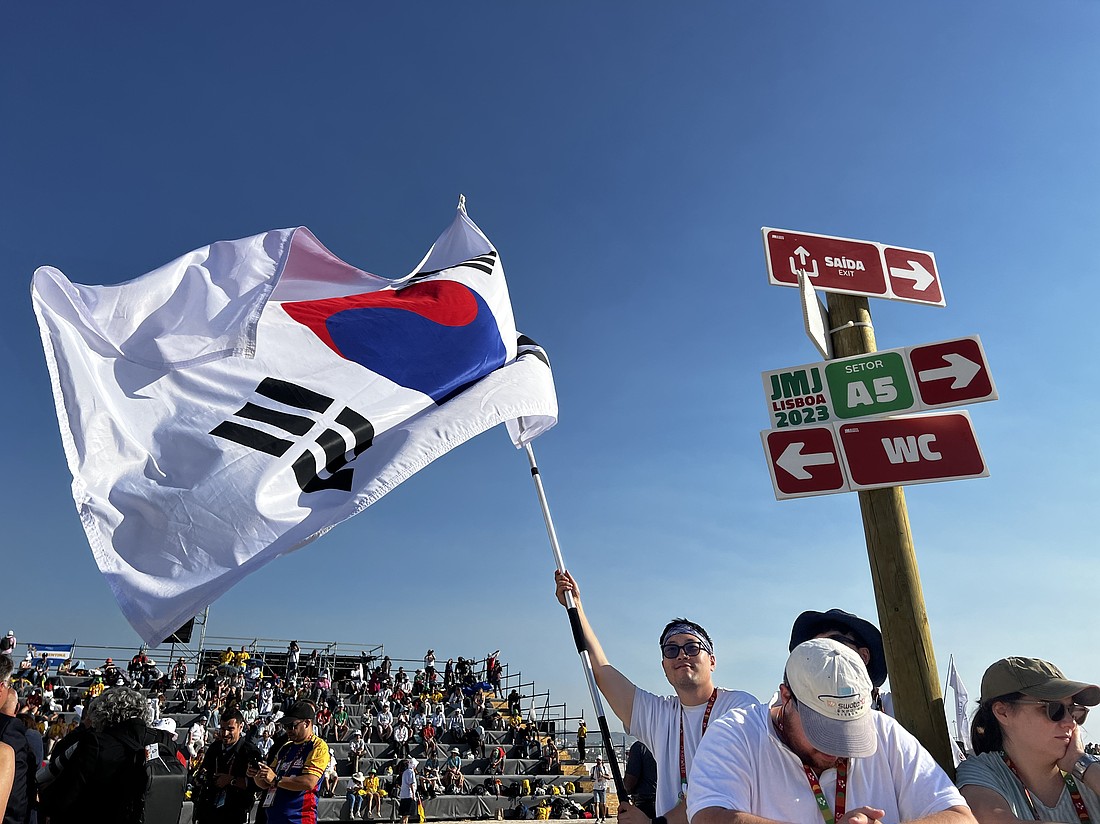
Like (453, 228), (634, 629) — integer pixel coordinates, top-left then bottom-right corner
(762, 427), (848, 499)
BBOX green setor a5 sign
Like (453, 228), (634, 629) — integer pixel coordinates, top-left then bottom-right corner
(763, 336), (995, 429)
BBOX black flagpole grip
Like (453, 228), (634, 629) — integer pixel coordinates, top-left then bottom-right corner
(566, 606), (586, 654)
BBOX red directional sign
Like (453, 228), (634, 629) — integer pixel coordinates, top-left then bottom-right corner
(883, 246), (943, 305)
(763, 228), (887, 296)
(761, 426), (849, 499)
(763, 227), (945, 307)
(836, 412), (987, 490)
(909, 336), (996, 408)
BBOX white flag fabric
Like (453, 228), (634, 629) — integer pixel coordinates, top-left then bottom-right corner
(32, 204), (557, 644)
(946, 655), (973, 759)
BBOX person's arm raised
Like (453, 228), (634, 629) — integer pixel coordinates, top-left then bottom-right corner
(554, 569), (636, 727)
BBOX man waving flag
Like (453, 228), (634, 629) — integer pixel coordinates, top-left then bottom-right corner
(32, 199), (557, 643)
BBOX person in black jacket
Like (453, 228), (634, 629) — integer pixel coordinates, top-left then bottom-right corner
(37, 686), (153, 824)
(0, 656), (35, 824)
(192, 708), (259, 823)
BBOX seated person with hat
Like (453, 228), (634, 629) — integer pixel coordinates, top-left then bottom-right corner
(689, 639), (975, 824)
(956, 657), (1100, 823)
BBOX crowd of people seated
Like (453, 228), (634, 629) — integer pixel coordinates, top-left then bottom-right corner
(0, 636), (578, 824)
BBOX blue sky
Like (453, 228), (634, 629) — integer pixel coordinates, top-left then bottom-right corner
(2, 2), (1099, 743)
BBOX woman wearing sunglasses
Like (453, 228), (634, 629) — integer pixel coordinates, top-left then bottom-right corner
(956, 657), (1100, 823)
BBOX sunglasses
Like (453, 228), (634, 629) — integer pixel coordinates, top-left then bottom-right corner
(661, 642), (707, 659)
(1009, 700), (1089, 724)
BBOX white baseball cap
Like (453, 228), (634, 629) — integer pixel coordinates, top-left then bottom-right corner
(785, 638), (876, 758)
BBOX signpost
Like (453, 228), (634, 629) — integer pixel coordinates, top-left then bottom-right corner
(758, 228), (986, 774)
(763, 227), (945, 306)
(762, 335), (996, 429)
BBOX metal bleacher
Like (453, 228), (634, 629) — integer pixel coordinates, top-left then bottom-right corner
(47, 635), (616, 822)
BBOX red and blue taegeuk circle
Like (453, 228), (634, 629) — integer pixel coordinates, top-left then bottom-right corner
(282, 280), (506, 403)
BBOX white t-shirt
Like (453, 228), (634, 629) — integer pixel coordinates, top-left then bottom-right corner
(686, 703), (965, 824)
(189, 724), (207, 748)
(630, 686), (758, 817)
(591, 764), (610, 791)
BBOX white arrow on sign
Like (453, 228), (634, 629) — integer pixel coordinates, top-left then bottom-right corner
(776, 441), (836, 480)
(917, 352), (982, 389)
(889, 260), (935, 291)
(794, 246), (810, 265)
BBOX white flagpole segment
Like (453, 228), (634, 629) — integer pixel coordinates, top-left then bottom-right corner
(524, 443), (627, 796)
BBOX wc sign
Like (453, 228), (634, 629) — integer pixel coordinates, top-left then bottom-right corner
(837, 412), (988, 490)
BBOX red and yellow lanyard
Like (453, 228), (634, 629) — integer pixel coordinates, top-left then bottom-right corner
(802, 759), (849, 824)
(1003, 754), (1091, 824)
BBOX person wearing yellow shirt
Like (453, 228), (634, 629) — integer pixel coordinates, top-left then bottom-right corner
(364, 769), (384, 818)
(234, 646), (251, 668)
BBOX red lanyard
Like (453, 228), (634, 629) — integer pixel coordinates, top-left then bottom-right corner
(801, 760), (848, 824)
(1003, 755), (1092, 824)
(678, 688), (718, 799)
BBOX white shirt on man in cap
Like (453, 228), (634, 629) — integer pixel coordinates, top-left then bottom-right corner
(688, 639), (975, 824)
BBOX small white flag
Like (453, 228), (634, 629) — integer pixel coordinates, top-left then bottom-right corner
(946, 655), (972, 759)
(33, 202), (557, 643)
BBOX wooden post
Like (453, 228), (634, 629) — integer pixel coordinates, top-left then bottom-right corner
(826, 291), (955, 776)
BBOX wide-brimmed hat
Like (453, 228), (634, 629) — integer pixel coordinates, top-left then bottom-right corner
(352, 771), (365, 781)
(789, 609), (887, 688)
(786, 639), (877, 759)
(980, 658), (1100, 705)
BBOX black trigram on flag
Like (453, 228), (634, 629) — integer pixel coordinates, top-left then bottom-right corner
(516, 334), (550, 368)
(210, 378), (374, 493)
(403, 250), (497, 286)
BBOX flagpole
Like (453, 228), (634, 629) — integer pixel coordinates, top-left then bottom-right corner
(524, 443), (628, 798)
(945, 655), (957, 741)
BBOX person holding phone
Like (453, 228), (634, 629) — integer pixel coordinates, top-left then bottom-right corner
(193, 708), (260, 824)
